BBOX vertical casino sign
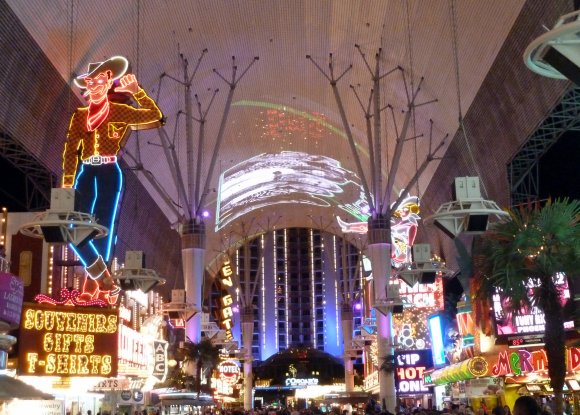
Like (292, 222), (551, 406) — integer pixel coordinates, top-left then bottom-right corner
(217, 260), (235, 341)
(18, 303), (119, 376)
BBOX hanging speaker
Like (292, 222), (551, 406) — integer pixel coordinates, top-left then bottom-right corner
(420, 271), (437, 284)
(40, 226), (66, 243)
(466, 214), (489, 232)
(542, 46), (580, 86)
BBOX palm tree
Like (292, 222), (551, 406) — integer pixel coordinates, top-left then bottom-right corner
(475, 198), (580, 415)
(182, 338), (222, 393)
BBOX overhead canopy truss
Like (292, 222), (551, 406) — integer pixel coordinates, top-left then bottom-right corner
(0, 132), (56, 211)
(508, 85), (580, 206)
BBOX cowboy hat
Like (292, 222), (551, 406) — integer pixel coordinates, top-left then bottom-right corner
(74, 55), (129, 88)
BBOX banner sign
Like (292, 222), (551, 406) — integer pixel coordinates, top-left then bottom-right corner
(18, 303), (118, 377)
(0, 272), (24, 328)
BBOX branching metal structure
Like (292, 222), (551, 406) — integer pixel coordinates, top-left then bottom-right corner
(308, 46), (447, 413)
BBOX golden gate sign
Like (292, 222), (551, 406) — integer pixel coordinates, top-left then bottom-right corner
(218, 260), (235, 341)
(18, 303), (118, 376)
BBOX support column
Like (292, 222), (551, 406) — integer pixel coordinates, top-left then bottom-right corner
(367, 216), (396, 414)
(342, 303), (355, 415)
(242, 307), (254, 410)
(181, 220), (206, 344)
(341, 303), (355, 392)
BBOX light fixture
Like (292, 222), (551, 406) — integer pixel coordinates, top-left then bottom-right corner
(524, 10), (580, 85)
(19, 188), (107, 246)
(396, 244), (452, 287)
(424, 177), (508, 238)
(113, 251), (166, 293)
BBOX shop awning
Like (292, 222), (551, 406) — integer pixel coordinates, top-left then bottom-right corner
(0, 375), (54, 400)
(428, 356), (493, 385)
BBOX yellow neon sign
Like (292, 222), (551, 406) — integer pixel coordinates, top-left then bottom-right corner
(18, 304), (119, 377)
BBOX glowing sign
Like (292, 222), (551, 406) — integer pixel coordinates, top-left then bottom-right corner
(152, 340), (168, 382)
(285, 378), (319, 387)
(492, 272), (573, 336)
(62, 55), (163, 306)
(398, 278), (443, 309)
(18, 304), (118, 376)
(491, 349), (547, 376)
(456, 302), (476, 348)
(118, 325), (148, 376)
(215, 151), (370, 230)
(337, 194), (420, 266)
(428, 314), (446, 366)
(395, 350), (433, 395)
(212, 360), (241, 396)
(217, 260), (235, 340)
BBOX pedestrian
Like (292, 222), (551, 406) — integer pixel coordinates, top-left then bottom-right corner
(513, 396), (541, 415)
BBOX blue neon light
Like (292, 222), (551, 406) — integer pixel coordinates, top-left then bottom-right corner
(428, 314), (446, 366)
(105, 163), (123, 261)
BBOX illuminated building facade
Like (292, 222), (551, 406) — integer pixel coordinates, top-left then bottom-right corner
(208, 227), (363, 362)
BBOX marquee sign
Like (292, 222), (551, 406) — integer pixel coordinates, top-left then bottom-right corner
(395, 350), (433, 395)
(18, 303), (118, 376)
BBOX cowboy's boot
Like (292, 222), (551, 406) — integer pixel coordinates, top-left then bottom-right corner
(99, 269), (120, 305)
(79, 277), (99, 302)
(79, 256), (108, 302)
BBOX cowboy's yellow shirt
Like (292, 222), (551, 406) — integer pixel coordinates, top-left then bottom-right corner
(62, 88), (162, 187)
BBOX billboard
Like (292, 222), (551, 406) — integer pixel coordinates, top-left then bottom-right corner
(18, 303), (119, 376)
(491, 272), (574, 336)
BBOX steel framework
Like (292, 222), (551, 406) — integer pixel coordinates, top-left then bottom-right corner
(0, 133), (56, 211)
(508, 85), (580, 206)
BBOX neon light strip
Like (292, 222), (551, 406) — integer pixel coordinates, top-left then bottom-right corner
(105, 163), (123, 261)
(334, 236), (339, 348)
(310, 229), (316, 348)
(272, 231), (278, 351)
(284, 229), (289, 349)
(261, 235), (267, 350)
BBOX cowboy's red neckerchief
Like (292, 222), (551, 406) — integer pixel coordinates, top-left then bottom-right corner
(87, 98), (110, 131)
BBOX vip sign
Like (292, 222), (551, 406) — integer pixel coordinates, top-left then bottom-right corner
(217, 260), (235, 340)
(18, 304), (118, 376)
(395, 350), (433, 395)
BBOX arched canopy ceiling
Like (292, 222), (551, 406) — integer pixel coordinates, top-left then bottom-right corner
(7, 0), (525, 261)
